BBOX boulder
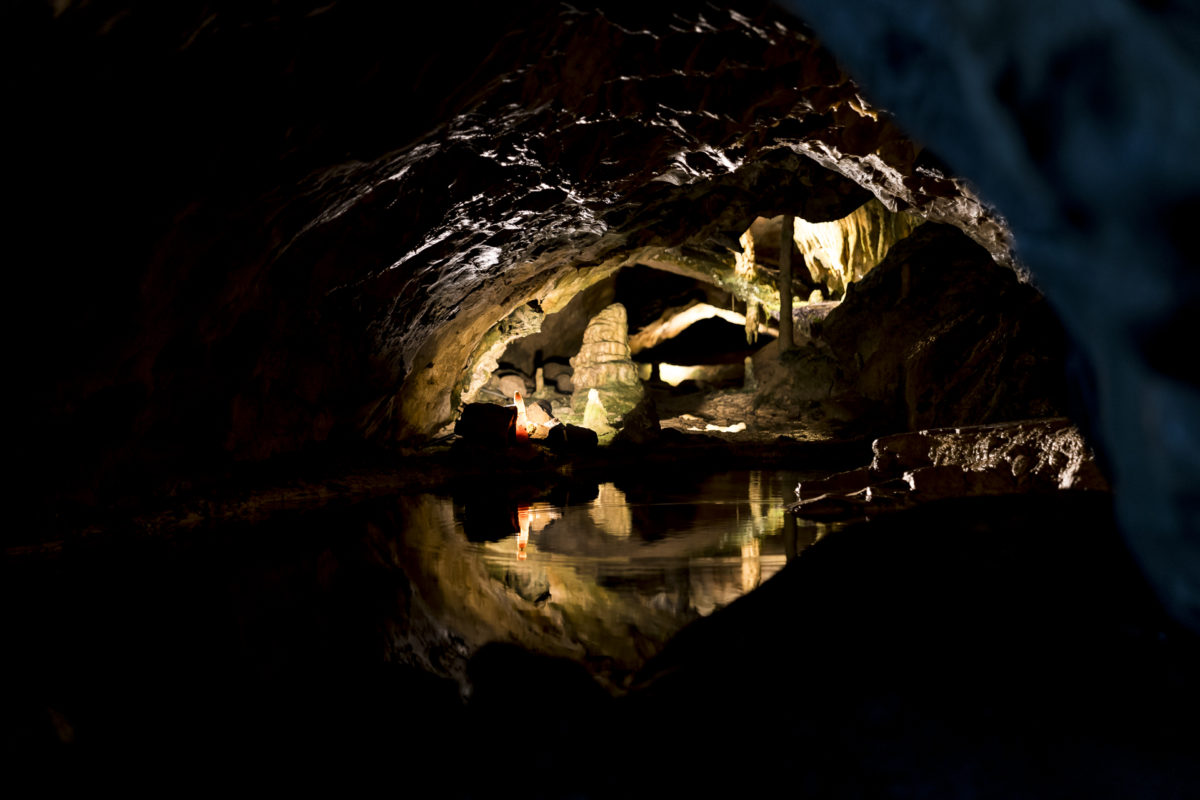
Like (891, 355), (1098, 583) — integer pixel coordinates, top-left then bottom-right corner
(820, 224), (1068, 431)
(536, 361), (575, 394)
(542, 423), (599, 453)
(496, 374), (528, 399)
(454, 403), (518, 448)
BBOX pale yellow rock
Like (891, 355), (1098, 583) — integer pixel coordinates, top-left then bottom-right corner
(792, 198), (921, 296)
(589, 482), (632, 537)
(581, 389), (615, 435)
(497, 374), (527, 398)
(570, 303), (644, 422)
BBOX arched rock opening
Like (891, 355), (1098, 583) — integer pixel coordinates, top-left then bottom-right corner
(9, 0), (1200, 788)
(16, 0), (1022, 503)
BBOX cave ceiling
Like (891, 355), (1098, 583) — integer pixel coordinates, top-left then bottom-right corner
(11, 0), (1023, 486)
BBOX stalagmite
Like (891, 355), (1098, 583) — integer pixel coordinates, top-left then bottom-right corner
(581, 389), (615, 435)
(569, 303), (644, 423)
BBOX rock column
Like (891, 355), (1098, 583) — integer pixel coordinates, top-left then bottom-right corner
(569, 303), (644, 423)
(779, 214), (796, 354)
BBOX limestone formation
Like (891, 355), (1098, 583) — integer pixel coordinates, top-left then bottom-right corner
(628, 301), (777, 355)
(580, 389), (612, 434)
(738, 203), (923, 301)
(792, 199), (923, 297)
(569, 304), (644, 423)
(818, 223), (1067, 431)
(792, 418), (1109, 518)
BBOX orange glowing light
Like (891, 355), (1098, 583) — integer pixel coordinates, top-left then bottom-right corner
(514, 391), (529, 441)
(516, 504), (531, 559)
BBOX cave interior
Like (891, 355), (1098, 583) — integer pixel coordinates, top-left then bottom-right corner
(6, 0), (1200, 794)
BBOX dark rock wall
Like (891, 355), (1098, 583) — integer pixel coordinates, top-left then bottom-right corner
(782, 0), (1200, 632)
(823, 223), (1066, 431)
(12, 0), (546, 493)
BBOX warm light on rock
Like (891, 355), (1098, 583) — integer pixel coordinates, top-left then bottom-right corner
(792, 199), (922, 297)
(628, 302), (777, 354)
(569, 303), (644, 424)
(581, 389), (614, 435)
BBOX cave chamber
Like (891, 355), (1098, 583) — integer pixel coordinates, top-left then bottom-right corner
(7, 0), (1200, 794)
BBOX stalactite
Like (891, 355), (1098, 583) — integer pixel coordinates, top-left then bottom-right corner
(793, 198), (921, 297)
(745, 301), (761, 345)
(735, 229), (757, 276)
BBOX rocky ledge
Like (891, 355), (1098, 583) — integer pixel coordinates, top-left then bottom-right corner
(792, 417), (1109, 518)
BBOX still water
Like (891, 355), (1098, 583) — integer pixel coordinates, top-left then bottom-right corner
(5, 469), (846, 752)
(394, 469), (845, 678)
(461, 470), (832, 611)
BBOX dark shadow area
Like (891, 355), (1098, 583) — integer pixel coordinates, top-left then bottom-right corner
(8, 488), (1198, 798)
(468, 493), (1200, 799)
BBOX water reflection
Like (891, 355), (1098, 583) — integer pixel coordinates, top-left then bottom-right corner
(4, 469), (846, 752)
(431, 470), (843, 675)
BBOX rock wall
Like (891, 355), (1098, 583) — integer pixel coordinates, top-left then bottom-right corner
(794, 418), (1108, 518)
(781, 0), (1200, 630)
(752, 224), (1066, 435)
(13, 0), (1031, 506)
(822, 223), (1067, 431)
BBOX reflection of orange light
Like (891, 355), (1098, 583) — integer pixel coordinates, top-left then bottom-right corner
(517, 504), (531, 558)
(514, 392), (529, 441)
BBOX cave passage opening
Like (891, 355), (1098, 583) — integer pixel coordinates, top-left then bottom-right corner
(457, 196), (924, 444)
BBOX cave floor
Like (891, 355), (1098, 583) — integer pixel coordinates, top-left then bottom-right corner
(652, 384), (852, 443)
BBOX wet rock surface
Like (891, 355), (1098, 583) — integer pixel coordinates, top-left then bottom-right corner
(13, 0), (1017, 509)
(794, 417), (1108, 518)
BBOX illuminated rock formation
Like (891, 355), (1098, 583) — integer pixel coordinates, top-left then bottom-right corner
(792, 418), (1108, 518)
(628, 301), (776, 355)
(737, 201), (922, 301)
(792, 198), (922, 297)
(569, 304), (644, 424)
